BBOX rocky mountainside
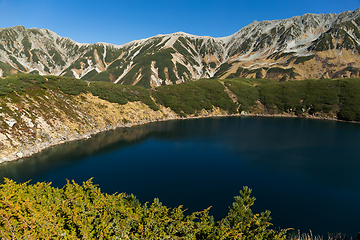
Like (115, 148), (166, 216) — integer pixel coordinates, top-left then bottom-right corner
(1, 8), (360, 87)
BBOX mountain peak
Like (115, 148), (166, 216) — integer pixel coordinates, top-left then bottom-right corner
(1, 8), (360, 85)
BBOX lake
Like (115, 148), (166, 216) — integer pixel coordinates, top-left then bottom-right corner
(0, 116), (359, 237)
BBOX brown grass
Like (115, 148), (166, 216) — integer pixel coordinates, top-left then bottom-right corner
(287, 230), (357, 240)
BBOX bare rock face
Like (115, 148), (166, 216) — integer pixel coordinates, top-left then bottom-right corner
(1, 8), (360, 86)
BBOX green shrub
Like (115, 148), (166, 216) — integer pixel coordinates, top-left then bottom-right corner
(89, 81), (159, 111)
(0, 61), (14, 77)
(0, 79), (13, 95)
(336, 78), (360, 121)
(87, 70), (113, 82)
(294, 55), (315, 64)
(0, 179), (287, 239)
(258, 79), (341, 114)
(0, 74), (48, 95)
(311, 32), (334, 51)
(48, 76), (88, 95)
(81, 69), (98, 80)
(223, 79), (260, 111)
(153, 79), (238, 115)
(192, 79), (238, 114)
(153, 82), (212, 115)
(214, 62), (231, 78)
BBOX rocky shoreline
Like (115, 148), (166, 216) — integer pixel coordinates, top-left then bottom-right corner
(2, 110), (351, 164)
(0, 90), (233, 163)
(1, 88), (355, 164)
(1, 117), (169, 163)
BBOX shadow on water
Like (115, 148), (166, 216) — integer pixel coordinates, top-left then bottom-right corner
(0, 116), (360, 237)
(0, 120), (186, 183)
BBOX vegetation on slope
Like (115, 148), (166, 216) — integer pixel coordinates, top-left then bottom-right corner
(89, 81), (159, 111)
(219, 77), (360, 122)
(0, 61), (16, 77)
(258, 78), (360, 121)
(0, 74), (159, 111)
(0, 74), (87, 96)
(0, 179), (287, 239)
(153, 79), (238, 117)
(223, 67), (299, 81)
(222, 78), (271, 112)
(3, 74), (360, 123)
(3, 74), (360, 239)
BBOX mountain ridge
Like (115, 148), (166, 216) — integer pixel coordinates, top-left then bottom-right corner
(1, 7), (360, 87)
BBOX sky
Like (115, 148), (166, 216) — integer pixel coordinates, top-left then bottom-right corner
(0, 0), (359, 46)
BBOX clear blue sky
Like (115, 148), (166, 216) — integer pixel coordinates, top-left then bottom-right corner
(0, 0), (359, 45)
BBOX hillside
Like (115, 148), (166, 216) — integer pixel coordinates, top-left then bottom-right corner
(1, 8), (360, 87)
(0, 74), (230, 162)
(2, 74), (360, 163)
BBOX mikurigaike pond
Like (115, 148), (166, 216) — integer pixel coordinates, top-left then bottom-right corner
(0, 116), (359, 237)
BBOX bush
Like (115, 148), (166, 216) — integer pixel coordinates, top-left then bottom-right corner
(153, 79), (238, 115)
(294, 55), (315, 64)
(336, 78), (360, 121)
(223, 78), (261, 112)
(47, 76), (88, 95)
(0, 179), (287, 239)
(258, 79), (341, 114)
(0, 74), (47, 95)
(89, 81), (159, 111)
(153, 82), (212, 115)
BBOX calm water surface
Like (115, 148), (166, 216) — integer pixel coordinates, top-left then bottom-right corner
(1, 117), (359, 237)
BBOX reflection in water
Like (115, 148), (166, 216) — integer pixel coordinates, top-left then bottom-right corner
(0, 117), (360, 237)
(0, 121), (180, 182)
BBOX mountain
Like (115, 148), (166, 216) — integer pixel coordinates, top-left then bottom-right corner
(1, 8), (360, 87)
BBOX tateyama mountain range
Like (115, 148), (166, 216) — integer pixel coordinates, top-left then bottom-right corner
(1, 8), (360, 88)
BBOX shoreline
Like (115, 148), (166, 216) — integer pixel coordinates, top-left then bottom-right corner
(2, 111), (355, 164)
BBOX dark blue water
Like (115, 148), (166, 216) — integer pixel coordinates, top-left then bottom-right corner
(1, 117), (359, 237)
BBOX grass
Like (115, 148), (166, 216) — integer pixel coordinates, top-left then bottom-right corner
(287, 230), (357, 240)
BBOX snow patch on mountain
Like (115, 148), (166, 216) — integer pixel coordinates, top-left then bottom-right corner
(1, 7), (360, 85)
(150, 61), (163, 87)
(165, 35), (179, 48)
(114, 61), (134, 84)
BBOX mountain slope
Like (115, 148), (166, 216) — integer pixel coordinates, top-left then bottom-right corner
(1, 7), (360, 87)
